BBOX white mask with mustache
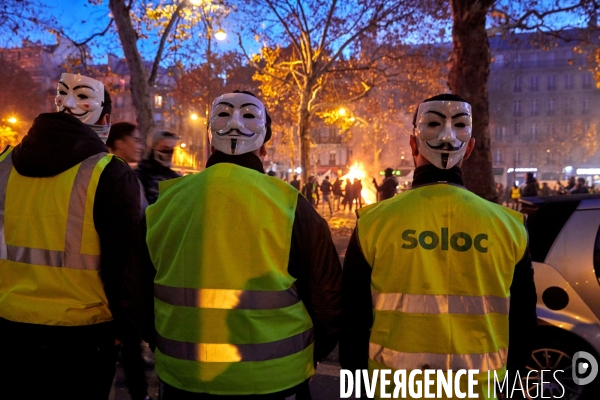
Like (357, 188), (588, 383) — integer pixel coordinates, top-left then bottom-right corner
(208, 93), (267, 155)
(55, 73), (105, 125)
(413, 100), (472, 170)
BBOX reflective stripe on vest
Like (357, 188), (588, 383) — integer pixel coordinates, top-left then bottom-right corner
(372, 291), (510, 315)
(369, 343), (508, 372)
(154, 283), (301, 310)
(156, 328), (314, 363)
(0, 151), (104, 270)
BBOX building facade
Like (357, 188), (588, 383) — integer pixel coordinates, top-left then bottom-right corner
(489, 33), (600, 188)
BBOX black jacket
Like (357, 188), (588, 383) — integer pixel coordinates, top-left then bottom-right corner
(374, 175), (398, 200)
(340, 165), (537, 376)
(132, 151), (342, 396)
(0, 112), (141, 344)
(135, 154), (181, 205)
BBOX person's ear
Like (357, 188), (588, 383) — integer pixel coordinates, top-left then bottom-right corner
(463, 138), (476, 160)
(97, 114), (110, 125)
(259, 144), (267, 157)
(410, 135), (419, 158)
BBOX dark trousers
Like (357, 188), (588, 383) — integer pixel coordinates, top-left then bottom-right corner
(159, 379), (312, 400)
(1, 337), (119, 399)
(120, 337), (150, 400)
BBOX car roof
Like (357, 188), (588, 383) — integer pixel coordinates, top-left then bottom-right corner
(519, 194), (600, 262)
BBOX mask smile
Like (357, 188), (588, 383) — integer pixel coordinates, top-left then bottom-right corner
(62, 109), (89, 117)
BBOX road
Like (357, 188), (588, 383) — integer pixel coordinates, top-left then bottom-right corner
(110, 210), (356, 400)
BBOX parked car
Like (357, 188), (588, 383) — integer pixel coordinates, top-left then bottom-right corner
(519, 194), (600, 400)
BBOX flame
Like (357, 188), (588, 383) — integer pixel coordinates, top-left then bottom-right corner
(340, 161), (377, 205)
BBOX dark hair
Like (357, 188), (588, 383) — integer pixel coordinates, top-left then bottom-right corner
(98, 88), (112, 123)
(232, 90), (272, 143)
(412, 93), (469, 126)
(107, 122), (137, 149)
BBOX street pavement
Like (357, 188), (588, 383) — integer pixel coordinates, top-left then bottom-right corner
(110, 208), (356, 400)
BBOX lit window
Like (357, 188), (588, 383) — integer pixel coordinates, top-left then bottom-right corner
(154, 95), (163, 108)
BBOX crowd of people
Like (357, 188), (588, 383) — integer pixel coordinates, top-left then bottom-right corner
(497, 172), (594, 210)
(299, 175), (367, 216)
(1, 74), (543, 400)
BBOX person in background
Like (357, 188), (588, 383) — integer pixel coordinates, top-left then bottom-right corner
(0, 73), (141, 399)
(106, 121), (152, 400)
(352, 178), (363, 209)
(135, 131), (181, 205)
(571, 177), (590, 194)
(136, 90), (342, 398)
(290, 174), (301, 190)
(510, 182), (521, 210)
(342, 178), (354, 212)
(520, 172), (538, 197)
(539, 182), (554, 196)
(372, 167), (398, 201)
(332, 177), (343, 210)
(496, 182), (505, 206)
(320, 175), (334, 217)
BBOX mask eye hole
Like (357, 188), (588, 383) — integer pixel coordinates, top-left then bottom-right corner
(59, 91), (67, 95)
(77, 94), (89, 100)
(454, 123), (466, 128)
(218, 112), (230, 117)
(428, 121), (441, 127)
(243, 113), (256, 119)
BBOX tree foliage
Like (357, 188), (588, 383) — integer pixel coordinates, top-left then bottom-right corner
(106, 0), (232, 145)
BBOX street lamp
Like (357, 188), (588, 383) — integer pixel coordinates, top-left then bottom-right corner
(8, 117), (17, 124)
(190, 113), (199, 121)
(214, 29), (227, 41)
(338, 107), (347, 117)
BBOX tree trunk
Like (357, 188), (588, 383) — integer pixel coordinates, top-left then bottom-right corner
(448, 0), (497, 202)
(298, 90), (312, 183)
(109, 0), (155, 146)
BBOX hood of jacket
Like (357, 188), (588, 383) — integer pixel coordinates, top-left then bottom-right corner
(11, 112), (108, 177)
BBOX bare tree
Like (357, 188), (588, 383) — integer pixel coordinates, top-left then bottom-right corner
(0, 0), (50, 46)
(240, 0), (435, 182)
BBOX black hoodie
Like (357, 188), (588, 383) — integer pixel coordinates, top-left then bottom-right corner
(0, 113), (141, 343)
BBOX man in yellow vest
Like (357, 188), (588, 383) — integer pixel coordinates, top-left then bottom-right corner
(137, 91), (342, 398)
(0, 73), (141, 399)
(340, 94), (537, 399)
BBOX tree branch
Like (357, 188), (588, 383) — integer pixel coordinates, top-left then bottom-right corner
(310, 81), (372, 112)
(148, 0), (187, 86)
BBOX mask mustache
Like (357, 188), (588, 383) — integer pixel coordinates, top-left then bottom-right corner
(215, 128), (256, 138)
(427, 142), (463, 151)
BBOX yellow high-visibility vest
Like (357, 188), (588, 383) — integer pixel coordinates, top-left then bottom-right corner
(511, 187), (521, 199)
(0, 147), (114, 326)
(357, 183), (528, 399)
(146, 163), (314, 395)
